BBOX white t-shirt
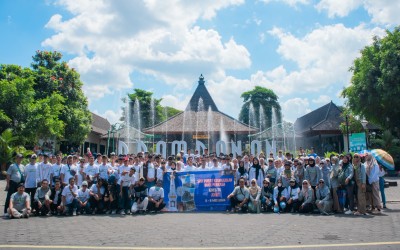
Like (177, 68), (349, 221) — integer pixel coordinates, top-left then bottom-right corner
(52, 163), (63, 179)
(24, 163), (37, 188)
(147, 164), (155, 178)
(60, 164), (77, 184)
(62, 185), (78, 205)
(37, 162), (53, 183)
(53, 189), (61, 204)
(119, 173), (135, 187)
(85, 164), (99, 178)
(184, 165), (197, 171)
(98, 164), (111, 180)
(156, 167), (164, 181)
(90, 184), (105, 196)
(77, 188), (91, 202)
(148, 186), (164, 201)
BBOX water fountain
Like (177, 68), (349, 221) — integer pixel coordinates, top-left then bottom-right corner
(271, 107), (277, 149)
(220, 117), (229, 154)
(150, 98), (155, 150)
(125, 98), (131, 154)
(259, 105), (265, 141)
(248, 102), (255, 141)
(207, 106), (213, 150)
(196, 98), (205, 144)
(164, 106), (168, 144)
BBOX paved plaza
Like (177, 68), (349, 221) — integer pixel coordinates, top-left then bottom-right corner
(1, 178), (400, 250)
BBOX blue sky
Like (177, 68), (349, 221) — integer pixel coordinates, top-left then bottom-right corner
(1, 0), (398, 125)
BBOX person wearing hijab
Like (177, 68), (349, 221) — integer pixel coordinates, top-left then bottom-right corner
(273, 179), (288, 213)
(298, 180), (314, 213)
(316, 178), (332, 215)
(338, 154), (355, 214)
(235, 161), (248, 186)
(319, 159), (331, 188)
(280, 161), (293, 188)
(261, 178), (274, 212)
(305, 157), (322, 198)
(294, 159), (305, 187)
(285, 178), (300, 213)
(364, 153), (382, 213)
(248, 178), (261, 213)
(248, 158), (265, 187)
(352, 153), (367, 216)
(329, 156), (342, 213)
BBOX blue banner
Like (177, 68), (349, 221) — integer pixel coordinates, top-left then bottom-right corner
(163, 170), (235, 212)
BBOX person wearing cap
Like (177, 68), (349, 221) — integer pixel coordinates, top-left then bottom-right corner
(285, 178), (300, 213)
(51, 154), (63, 187)
(280, 161), (294, 188)
(4, 153), (25, 216)
(147, 179), (165, 212)
(298, 180), (314, 213)
(37, 154), (54, 187)
(131, 177), (149, 214)
(24, 154), (38, 202)
(293, 159), (305, 187)
(49, 179), (63, 215)
(33, 179), (51, 216)
(60, 177), (78, 216)
(265, 158), (277, 187)
(276, 150), (285, 161)
(7, 183), (31, 219)
(77, 181), (91, 215)
(261, 178), (274, 212)
(227, 177), (250, 213)
(60, 156), (78, 187)
(315, 178), (332, 215)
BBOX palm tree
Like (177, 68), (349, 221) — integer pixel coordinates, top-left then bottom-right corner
(0, 129), (31, 178)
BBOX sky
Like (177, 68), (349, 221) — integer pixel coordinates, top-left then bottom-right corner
(1, 0), (399, 125)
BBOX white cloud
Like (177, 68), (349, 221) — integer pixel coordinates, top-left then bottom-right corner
(43, 0), (248, 97)
(282, 98), (311, 122)
(316, 0), (400, 26)
(312, 95), (331, 104)
(265, 24), (385, 95)
(315, 0), (362, 18)
(93, 109), (122, 125)
(160, 94), (191, 111)
(262, 0), (311, 8)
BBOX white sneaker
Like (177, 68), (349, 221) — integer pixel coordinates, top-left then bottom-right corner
(345, 210), (353, 215)
(111, 210), (116, 215)
(73, 210), (77, 216)
(120, 210), (125, 215)
(3, 213), (9, 218)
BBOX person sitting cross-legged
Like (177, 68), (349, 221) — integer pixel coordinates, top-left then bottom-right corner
(227, 177), (249, 213)
(7, 183), (31, 219)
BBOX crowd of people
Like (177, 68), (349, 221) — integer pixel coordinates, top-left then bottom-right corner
(4, 147), (387, 218)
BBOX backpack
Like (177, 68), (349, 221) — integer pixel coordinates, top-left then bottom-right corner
(337, 167), (347, 186)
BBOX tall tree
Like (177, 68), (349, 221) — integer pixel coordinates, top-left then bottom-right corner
(342, 27), (400, 136)
(122, 89), (182, 130)
(239, 86), (282, 131)
(31, 51), (91, 144)
(0, 64), (64, 144)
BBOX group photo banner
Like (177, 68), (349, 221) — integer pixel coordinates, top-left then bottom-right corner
(163, 170), (235, 212)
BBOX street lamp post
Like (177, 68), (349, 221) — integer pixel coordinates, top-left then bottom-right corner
(345, 115), (350, 152)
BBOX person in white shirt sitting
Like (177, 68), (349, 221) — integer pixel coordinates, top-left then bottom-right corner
(147, 180), (165, 212)
(77, 181), (91, 215)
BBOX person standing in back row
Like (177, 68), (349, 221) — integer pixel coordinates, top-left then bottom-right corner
(4, 154), (25, 216)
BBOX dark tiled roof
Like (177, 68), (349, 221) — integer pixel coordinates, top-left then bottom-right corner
(294, 101), (343, 134)
(185, 74), (218, 112)
(142, 110), (257, 134)
(91, 112), (110, 135)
